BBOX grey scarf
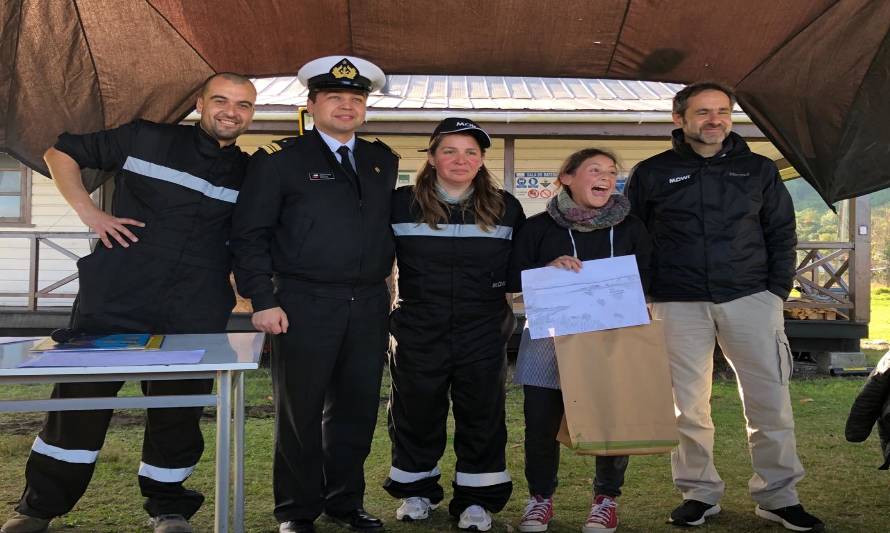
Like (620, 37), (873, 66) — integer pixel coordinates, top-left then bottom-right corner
(546, 188), (630, 232)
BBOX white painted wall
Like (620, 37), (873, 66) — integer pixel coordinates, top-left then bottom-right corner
(0, 172), (90, 307)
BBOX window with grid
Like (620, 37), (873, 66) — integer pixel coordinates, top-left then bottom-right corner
(0, 153), (30, 224)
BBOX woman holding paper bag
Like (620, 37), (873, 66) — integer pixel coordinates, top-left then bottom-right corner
(509, 148), (652, 533)
(383, 118), (526, 531)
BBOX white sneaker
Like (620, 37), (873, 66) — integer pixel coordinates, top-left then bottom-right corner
(396, 496), (437, 521)
(458, 505), (492, 532)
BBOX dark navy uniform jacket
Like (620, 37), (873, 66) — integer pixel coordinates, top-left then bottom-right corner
(389, 186), (526, 363)
(230, 129), (399, 311)
(391, 186), (525, 306)
(56, 120), (249, 333)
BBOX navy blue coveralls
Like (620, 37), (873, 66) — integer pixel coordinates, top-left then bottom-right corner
(16, 120), (248, 520)
(383, 185), (525, 516)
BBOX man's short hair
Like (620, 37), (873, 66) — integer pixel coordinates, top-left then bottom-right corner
(201, 72), (253, 96)
(673, 81), (737, 116)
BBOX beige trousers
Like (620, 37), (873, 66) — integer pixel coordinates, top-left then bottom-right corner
(652, 290), (805, 509)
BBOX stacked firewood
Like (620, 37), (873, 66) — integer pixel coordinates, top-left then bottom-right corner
(784, 307), (839, 320)
(783, 295), (847, 320)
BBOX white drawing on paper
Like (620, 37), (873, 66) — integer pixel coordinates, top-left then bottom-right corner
(521, 255), (649, 339)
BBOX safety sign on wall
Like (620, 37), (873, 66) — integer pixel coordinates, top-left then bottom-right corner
(514, 171), (559, 200)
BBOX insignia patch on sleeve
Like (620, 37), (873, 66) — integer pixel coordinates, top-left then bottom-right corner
(259, 142), (282, 154)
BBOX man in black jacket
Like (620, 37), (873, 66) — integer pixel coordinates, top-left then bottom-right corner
(2, 73), (256, 533)
(625, 82), (823, 532)
(230, 56), (397, 533)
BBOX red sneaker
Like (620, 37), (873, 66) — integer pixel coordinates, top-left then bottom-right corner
(518, 495), (554, 532)
(582, 495), (618, 533)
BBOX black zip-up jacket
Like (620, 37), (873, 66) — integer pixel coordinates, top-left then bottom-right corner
(56, 120), (248, 269)
(625, 129), (796, 303)
(230, 129), (399, 311)
(508, 211), (652, 295)
(391, 186), (526, 308)
(846, 352), (890, 470)
(54, 120), (249, 332)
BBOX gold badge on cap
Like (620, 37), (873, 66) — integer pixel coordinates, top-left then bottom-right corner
(331, 58), (359, 80)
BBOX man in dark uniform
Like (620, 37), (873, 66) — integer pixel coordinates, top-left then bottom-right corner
(229, 56), (398, 533)
(1, 73), (256, 533)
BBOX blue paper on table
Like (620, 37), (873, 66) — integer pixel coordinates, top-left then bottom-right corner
(31, 333), (163, 352)
(18, 350), (206, 368)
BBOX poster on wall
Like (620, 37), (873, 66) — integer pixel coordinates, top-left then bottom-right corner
(514, 171), (559, 200)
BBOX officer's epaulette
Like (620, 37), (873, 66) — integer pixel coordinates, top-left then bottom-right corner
(373, 138), (401, 159)
(257, 137), (297, 155)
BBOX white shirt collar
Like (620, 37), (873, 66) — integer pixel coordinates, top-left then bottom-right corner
(316, 128), (356, 158)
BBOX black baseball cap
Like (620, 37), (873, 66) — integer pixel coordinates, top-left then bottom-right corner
(424, 117), (492, 150)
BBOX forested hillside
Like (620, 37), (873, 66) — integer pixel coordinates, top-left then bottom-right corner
(787, 179), (890, 284)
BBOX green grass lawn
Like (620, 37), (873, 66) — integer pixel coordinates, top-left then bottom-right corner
(868, 286), (890, 342)
(1, 368), (887, 533)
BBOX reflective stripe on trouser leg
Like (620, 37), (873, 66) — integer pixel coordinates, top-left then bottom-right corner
(388, 465), (442, 484)
(455, 471), (512, 487)
(139, 378), (213, 519)
(384, 340), (450, 504)
(138, 462), (197, 483)
(712, 291), (805, 509)
(652, 301), (725, 505)
(449, 353), (513, 516)
(17, 380), (123, 519)
(30, 436), (99, 464)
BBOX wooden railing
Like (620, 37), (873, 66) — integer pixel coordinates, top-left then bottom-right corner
(0, 231), (95, 311)
(787, 242), (854, 319)
(0, 232), (872, 322)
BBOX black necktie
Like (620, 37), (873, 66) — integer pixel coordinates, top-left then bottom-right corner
(336, 145), (362, 198)
(336, 146), (357, 177)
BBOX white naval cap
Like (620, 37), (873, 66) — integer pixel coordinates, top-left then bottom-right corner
(297, 55), (386, 93)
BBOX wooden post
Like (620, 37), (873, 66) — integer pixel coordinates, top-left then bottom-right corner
(503, 136), (515, 193)
(28, 236), (39, 311)
(850, 195), (871, 323)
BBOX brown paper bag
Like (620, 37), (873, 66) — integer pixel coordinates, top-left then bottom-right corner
(554, 320), (679, 456)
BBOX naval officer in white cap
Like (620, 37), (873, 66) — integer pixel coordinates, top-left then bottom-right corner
(230, 56), (398, 533)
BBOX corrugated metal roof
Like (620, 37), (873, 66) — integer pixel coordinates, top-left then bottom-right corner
(253, 76), (686, 112)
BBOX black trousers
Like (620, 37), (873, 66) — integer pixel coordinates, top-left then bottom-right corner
(17, 379), (213, 519)
(16, 249), (232, 520)
(523, 385), (629, 498)
(272, 287), (390, 523)
(383, 305), (514, 516)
